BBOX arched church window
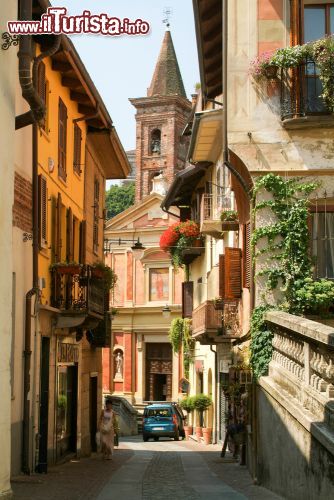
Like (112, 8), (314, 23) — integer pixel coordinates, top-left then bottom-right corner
(150, 129), (161, 154)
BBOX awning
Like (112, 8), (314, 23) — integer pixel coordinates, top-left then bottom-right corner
(188, 109), (223, 164)
(161, 162), (211, 211)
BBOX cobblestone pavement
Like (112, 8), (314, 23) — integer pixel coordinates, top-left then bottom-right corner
(12, 436), (284, 500)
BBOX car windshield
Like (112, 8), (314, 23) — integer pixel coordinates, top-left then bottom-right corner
(147, 408), (171, 417)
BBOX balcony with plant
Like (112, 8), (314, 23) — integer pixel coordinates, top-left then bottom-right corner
(250, 37), (334, 121)
(159, 220), (203, 268)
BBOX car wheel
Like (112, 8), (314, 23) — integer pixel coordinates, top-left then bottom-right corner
(154, 437), (159, 442)
(174, 429), (180, 441)
(143, 435), (149, 442)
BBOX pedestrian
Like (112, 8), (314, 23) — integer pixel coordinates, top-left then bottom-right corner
(99, 398), (115, 460)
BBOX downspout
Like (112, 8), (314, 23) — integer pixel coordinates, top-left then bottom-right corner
(16, 0), (61, 130)
(22, 123), (39, 474)
(210, 344), (218, 444)
(20, 0), (61, 473)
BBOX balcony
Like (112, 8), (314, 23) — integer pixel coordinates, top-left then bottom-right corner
(192, 300), (240, 344)
(201, 192), (238, 238)
(51, 265), (109, 332)
(280, 60), (333, 126)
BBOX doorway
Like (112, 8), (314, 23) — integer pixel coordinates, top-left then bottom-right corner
(145, 343), (172, 401)
(56, 365), (78, 460)
(90, 376), (98, 452)
(153, 374), (167, 401)
(37, 337), (50, 473)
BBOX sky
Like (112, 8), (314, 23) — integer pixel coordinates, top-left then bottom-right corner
(50, 0), (200, 156)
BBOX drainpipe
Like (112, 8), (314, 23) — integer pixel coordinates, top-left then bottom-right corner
(22, 123), (39, 474)
(210, 344), (218, 444)
(16, 0), (61, 130)
(20, 0), (61, 472)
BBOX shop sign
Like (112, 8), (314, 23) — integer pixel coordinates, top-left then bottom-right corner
(58, 342), (79, 363)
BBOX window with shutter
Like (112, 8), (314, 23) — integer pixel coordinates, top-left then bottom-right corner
(79, 220), (86, 264)
(37, 62), (47, 131)
(73, 123), (82, 174)
(243, 223), (251, 288)
(50, 196), (57, 263)
(225, 247), (242, 299)
(58, 99), (67, 180)
(93, 222), (99, 255)
(182, 281), (193, 318)
(66, 207), (73, 262)
(56, 193), (62, 262)
(38, 175), (47, 249)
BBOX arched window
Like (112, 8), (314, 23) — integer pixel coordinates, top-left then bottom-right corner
(150, 129), (161, 154)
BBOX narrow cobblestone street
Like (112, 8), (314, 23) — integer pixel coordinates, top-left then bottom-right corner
(12, 437), (283, 500)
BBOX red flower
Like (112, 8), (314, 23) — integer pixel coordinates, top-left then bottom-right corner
(178, 220), (200, 238)
(160, 224), (179, 250)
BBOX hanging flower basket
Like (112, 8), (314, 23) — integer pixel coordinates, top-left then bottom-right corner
(160, 220), (202, 268)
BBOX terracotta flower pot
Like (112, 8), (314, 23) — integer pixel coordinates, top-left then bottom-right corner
(202, 427), (212, 445)
(184, 425), (193, 440)
(195, 426), (203, 442)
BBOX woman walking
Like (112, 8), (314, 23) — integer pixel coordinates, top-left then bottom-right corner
(99, 398), (115, 460)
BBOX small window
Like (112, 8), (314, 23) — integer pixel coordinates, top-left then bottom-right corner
(150, 129), (161, 154)
(149, 268), (169, 301)
(73, 123), (82, 174)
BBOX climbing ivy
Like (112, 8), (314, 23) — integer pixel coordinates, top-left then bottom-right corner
(250, 174), (319, 377)
(169, 318), (194, 378)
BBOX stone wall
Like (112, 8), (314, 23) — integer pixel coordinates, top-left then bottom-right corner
(257, 383), (334, 500)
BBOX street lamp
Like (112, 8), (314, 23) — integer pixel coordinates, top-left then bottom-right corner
(104, 237), (146, 259)
(162, 304), (171, 318)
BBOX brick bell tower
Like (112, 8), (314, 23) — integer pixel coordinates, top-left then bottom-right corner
(130, 30), (192, 202)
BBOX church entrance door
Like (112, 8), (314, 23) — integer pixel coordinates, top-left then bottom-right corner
(145, 343), (172, 402)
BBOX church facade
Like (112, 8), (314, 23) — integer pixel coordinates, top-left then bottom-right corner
(103, 31), (192, 405)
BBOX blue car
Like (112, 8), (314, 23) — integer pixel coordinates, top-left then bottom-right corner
(142, 403), (185, 441)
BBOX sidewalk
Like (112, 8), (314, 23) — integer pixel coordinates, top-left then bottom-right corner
(12, 447), (133, 500)
(179, 438), (284, 500)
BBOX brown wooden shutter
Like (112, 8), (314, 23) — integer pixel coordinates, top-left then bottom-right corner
(58, 99), (67, 180)
(73, 123), (82, 174)
(225, 247), (242, 299)
(243, 223), (251, 289)
(50, 196), (57, 263)
(66, 207), (73, 262)
(182, 281), (193, 318)
(38, 174), (47, 249)
(219, 254), (225, 298)
(79, 220), (86, 264)
(56, 192), (62, 262)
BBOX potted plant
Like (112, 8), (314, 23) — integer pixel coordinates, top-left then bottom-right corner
(213, 296), (224, 310)
(91, 261), (117, 291)
(220, 209), (239, 231)
(180, 396), (195, 439)
(51, 261), (82, 275)
(193, 394), (212, 443)
(249, 51), (277, 80)
(160, 220), (201, 268)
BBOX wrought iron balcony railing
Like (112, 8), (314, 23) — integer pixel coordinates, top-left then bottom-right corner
(51, 265), (107, 318)
(192, 300), (241, 343)
(280, 60), (331, 120)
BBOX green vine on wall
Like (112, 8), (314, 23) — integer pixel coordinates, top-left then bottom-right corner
(169, 318), (194, 378)
(250, 174), (319, 377)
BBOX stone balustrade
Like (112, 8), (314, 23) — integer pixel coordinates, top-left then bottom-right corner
(265, 311), (334, 427)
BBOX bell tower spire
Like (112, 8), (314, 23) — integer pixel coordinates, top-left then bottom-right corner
(130, 31), (191, 202)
